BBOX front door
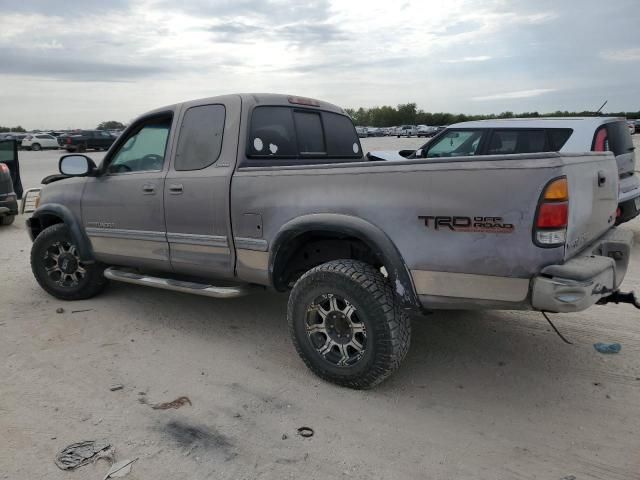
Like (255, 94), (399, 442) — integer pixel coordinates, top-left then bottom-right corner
(164, 99), (238, 279)
(82, 113), (176, 271)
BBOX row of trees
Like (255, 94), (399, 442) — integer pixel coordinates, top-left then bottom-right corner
(0, 126), (26, 133)
(344, 103), (640, 127)
(1, 122), (125, 133)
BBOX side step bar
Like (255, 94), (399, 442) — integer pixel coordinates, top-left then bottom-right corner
(104, 267), (254, 299)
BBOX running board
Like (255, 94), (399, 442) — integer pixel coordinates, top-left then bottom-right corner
(104, 267), (253, 298)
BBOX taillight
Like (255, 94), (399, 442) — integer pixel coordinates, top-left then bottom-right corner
(534, 177), (568, 247)
(66, 137), (71, 144)
(0, 163), (8, 174)
(288, 96), (320, 107)
(592, 127), (608, 152)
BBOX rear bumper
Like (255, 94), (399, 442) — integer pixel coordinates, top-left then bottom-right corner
(0, 193), (18, 216)
(617, 173), (640, 223)
(531, 228), (633, 312)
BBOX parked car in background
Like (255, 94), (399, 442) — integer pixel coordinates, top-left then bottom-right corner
(635, 119), (640, 133)
(371, 117), (640, 224)
(383, 127), (396, 136)
(417, 125), (437, 137)
(366, 127), (384, 137)
(59, 130), (116, 152)
(21, 133), (59, 151)
(395, 125), (417, 137)
(0, 133), (28, 146)
(627, 120), (635, 135)
(355, 126), (368, 138)
(0, 139), (22, 226)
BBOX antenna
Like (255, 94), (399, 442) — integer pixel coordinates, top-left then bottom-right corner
(595, 100), (607, 115)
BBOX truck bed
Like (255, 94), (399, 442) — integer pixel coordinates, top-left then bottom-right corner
(231, 151), (619, 309)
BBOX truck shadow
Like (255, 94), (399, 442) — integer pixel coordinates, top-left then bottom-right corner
(102, 281), (625, 411)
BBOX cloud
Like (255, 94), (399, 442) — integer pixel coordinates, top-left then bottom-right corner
(472, 89), (557, 101)
(156, 0), (333, 23)
(442, 56), (492, 63)
(0, 0), (130, 16)
(207, 20), (348, 46)
(603, 48), (640, 62)
(0, 48), (175, 82)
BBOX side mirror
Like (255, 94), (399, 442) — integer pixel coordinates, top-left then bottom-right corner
(59, 154), (96, 176)
(398, 149), (414, 158)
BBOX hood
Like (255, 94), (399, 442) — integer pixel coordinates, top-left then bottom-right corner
(366, 150), (410, 161)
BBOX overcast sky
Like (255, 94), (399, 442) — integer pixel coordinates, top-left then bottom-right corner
(1, 0), (639, 129)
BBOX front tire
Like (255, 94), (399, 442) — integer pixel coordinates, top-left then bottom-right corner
(31, 143), (41, 151)
(0, 215), (15, 226)
(288, 259), (411, 389)
(31, 224), (107, 300)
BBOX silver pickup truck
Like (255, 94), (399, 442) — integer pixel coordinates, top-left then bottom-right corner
(27, 94), (638, 388)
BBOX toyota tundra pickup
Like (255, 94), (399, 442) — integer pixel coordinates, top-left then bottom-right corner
(26, 94), (638, 389)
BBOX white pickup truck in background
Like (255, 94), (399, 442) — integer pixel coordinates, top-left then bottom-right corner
(371, 117), (640, 224)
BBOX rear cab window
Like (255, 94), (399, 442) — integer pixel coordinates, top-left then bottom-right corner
(245, 106), (362, 166)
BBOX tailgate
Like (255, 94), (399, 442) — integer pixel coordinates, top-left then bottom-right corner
(563, 152), (618, 260)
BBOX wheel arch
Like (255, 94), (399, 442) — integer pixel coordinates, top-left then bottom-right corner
(27, 203), (95, 263)
(270, 213), (419, 311)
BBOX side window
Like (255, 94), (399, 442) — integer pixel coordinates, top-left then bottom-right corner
(548, 129), (573, 151)
(175, 104), (225, 171)
(294, 111), (325, 155)
(107, 117), (171, 174)
(487, 130), (547, 155)
(36, 135), (50, 139)
(426, 130), (483, 158)
(248, 107), (297, 157)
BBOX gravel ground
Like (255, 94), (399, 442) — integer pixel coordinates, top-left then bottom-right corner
(2, 138), (640, 479)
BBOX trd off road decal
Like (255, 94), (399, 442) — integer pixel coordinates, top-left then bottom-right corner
(419, 216), (514, 233)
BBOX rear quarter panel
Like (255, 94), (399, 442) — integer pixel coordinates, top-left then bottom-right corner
(231, 154), (611, 288)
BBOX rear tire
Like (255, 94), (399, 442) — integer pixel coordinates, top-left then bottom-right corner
(0, 215), (15, 226)
(31, 224), (107, 300)
(288, 259), (411, 389)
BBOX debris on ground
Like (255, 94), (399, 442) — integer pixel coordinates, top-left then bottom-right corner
(72, 309), (94, 314)
(103, 458), (138, 479)
(593, 342), (621, 354)
(282, 434), (288, 440)
(54, 440), (113, 470)
(110, 384), (124, 391)
(297, 427), (314, 438)
(56, 307), (64, 314)
(151, 396), (192, 410)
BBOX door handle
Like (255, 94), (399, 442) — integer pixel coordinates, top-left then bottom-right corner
(597, 170), (607, 187)
(142, 184), (156, 194)
(169, 184), (184, 195)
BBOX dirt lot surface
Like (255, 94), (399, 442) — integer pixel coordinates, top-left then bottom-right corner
(2, 138), (640, 479)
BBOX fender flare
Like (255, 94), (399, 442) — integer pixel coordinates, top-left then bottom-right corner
(270, 213), (420, 311)
(28, 203), (95, 263)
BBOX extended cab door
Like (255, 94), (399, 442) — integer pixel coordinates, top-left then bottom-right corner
(81, 112), (176, 270)
(164, 96), (240, 279)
